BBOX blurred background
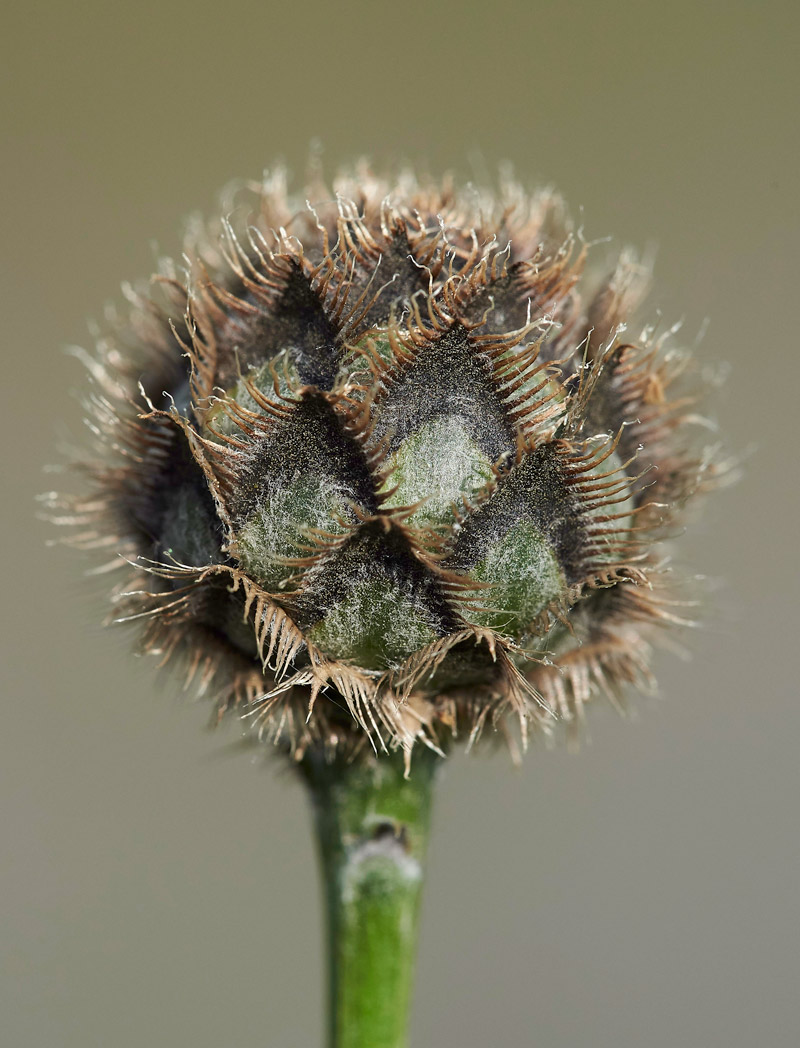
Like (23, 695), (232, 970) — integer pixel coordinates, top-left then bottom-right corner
(2, 1), (797, 1045)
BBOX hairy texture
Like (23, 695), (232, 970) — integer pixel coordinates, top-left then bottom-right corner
(47, 165), (724, 762)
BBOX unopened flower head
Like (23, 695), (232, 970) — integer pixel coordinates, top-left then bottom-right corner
(49, 165), (722, 761)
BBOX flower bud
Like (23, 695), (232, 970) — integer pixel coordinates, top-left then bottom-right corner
(49, 167), (722, 760)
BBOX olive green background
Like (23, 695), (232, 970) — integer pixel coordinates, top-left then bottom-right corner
(2, 2), (797, 1045)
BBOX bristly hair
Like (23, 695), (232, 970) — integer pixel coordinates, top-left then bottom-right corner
(44, 162), (728, 763)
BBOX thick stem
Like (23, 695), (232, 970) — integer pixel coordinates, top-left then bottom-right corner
(301, 748), (440, 1048)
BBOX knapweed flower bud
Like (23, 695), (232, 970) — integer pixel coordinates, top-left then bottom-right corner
(50, 166), (720, 760)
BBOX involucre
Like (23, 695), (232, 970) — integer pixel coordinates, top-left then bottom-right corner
(50, 166), (720, 761)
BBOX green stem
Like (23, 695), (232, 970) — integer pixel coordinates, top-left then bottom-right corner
(301, 748), (440, 1048)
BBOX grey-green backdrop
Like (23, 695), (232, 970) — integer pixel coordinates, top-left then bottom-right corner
(3, 2), (797, 1045)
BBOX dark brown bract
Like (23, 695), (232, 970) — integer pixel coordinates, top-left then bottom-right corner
(48, 166), (721, 761)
